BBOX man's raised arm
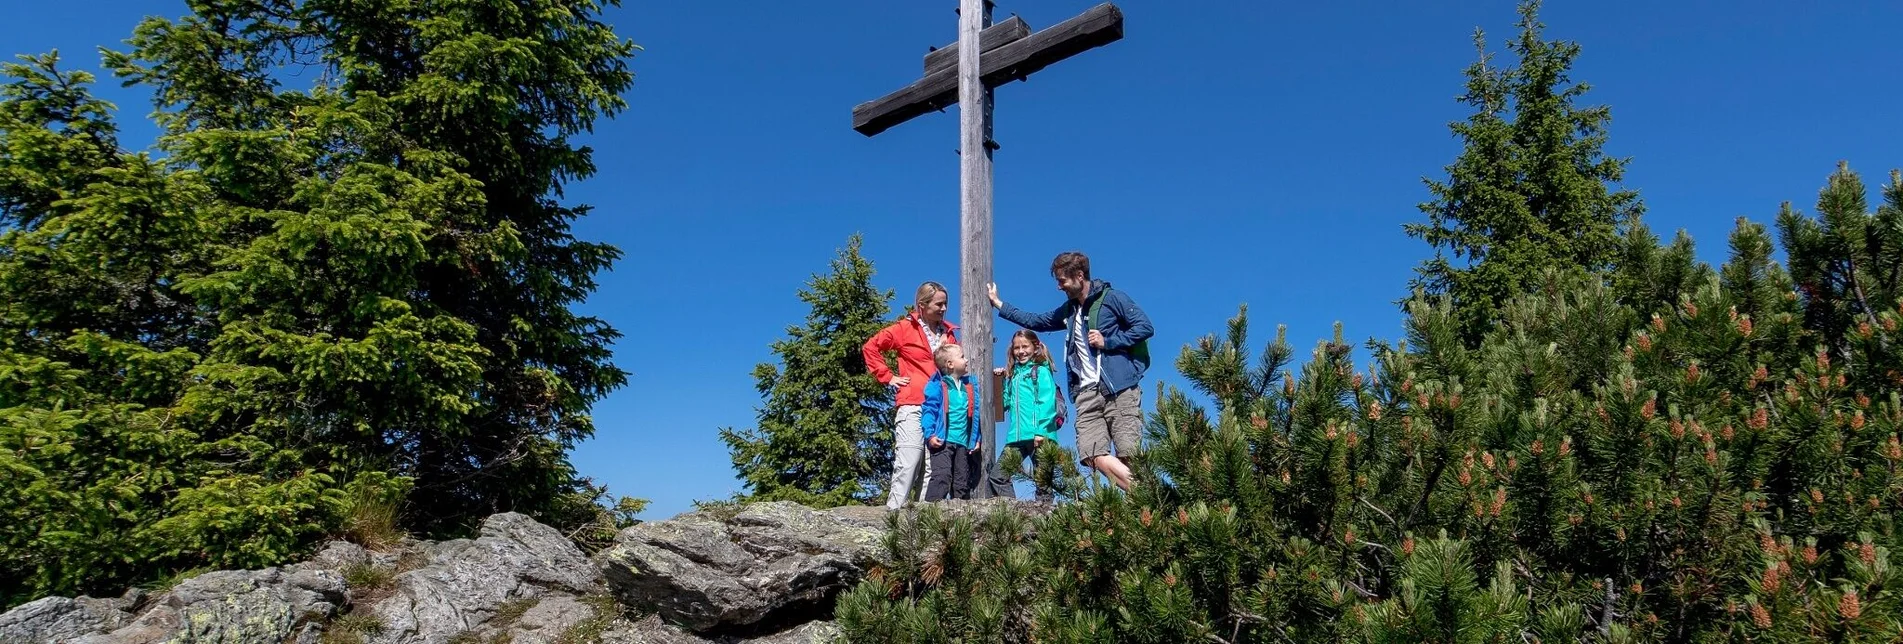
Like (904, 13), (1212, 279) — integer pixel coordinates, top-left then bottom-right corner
(990, 282), (1067, 332)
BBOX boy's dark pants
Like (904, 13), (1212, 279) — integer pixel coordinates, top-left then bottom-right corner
(925, 443), (978, 501)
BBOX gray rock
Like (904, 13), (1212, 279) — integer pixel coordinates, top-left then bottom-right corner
(600, 616), (841, 644)
(741, 620), (840, 644)
(302, 540), (372, 572)
(86, 567), (345, 644)
(603, 615), (715, 643)
(595, 501), (880, 633)
(820, 505), (892, 528)
(368, 512), (605, 644)
(503, 595), (599, 643)
(0, 568), (342, 644)
(395, 594), (610, 644)
(0, 595), (136, 643)
(3, 502), (975, 644)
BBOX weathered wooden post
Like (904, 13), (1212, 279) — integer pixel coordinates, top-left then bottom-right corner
(852, 2), (1124, 499)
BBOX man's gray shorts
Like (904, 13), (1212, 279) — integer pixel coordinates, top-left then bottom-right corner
(1073, 382), (1141, 464)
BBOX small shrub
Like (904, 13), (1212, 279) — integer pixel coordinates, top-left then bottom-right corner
(689, 498), (742, 523)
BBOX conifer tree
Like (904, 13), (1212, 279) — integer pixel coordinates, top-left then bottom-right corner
(1405, 0), (1642, 344)
(1780, 162), (1903, 390)
(0, 0), (638, 606)
(721, 235), (897, 507)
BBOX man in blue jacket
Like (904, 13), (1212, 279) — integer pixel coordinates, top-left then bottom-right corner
(987, 251), (1153, 490)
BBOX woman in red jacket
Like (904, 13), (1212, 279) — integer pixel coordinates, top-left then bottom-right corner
(863, 281), (958, 510)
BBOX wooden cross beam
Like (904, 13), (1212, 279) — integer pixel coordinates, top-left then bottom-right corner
(851, 3), (1125, 137)
(852, 1), (1124, 501)
(923, 16), (1029, 76)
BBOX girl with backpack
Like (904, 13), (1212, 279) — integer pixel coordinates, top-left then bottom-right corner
(994, 329), (1065, 502)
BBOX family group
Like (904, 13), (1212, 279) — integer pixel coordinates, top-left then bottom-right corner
(861, 251), (1154, 509)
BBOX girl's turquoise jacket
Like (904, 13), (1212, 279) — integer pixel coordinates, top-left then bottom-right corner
(1001, 360), (1062, 444)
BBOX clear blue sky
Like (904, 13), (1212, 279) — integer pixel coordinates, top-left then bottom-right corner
(4, 1), (1898, 521)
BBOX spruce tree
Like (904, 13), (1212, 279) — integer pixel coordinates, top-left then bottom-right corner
(721, 234), (897, 507)
(1405, 0), (1643, 344)
(0, 0), (637, 606)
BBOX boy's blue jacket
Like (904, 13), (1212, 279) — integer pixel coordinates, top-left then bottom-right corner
(998, 279), (1153, 396)
(921, 372), (982, 448)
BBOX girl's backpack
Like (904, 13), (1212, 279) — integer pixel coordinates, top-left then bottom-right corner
(1030, 362), (1067, 429)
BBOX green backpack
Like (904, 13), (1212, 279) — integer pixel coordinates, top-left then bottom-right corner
(1086, 287), (1149, 367)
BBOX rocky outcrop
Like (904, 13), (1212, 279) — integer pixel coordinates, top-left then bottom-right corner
(0, 567), (346, 644)
(604, 615), (840, 644)
(0, 498), (1048, 644)
(366, 512), (606, 644)
(107, 568), (346, 643)
(0, 593), (142, 644)
(594, 501), (884, 635)
(0, 513), (595, 644)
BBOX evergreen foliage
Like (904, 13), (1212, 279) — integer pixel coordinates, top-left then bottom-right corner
(0, 0), (640, 607)
(721, 235), (900, 507)
(1780, 162), (1903, 393)
(1405, 0), (1643, 344)
(839, 179), (1903, 639)
(833, 1), (1903, 634)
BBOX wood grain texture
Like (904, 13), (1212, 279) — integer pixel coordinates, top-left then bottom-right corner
(958, 0), (997, 480)
(852, 3), (1123, 136)
(924, 16), (1029, 75)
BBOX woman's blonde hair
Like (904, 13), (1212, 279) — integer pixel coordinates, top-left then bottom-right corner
(914, 281), (947, 307)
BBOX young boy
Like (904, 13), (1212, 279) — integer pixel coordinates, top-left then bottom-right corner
(921, 343), (983, 501)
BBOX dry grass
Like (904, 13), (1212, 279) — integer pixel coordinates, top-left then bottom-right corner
(341, 490), (407, 551)
(552, 594), (625, 644)
(491, 597), (540, 629)
(340, 562), (398, 606)
(319, 612), (386, 644)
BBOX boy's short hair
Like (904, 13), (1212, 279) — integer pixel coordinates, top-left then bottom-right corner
(1050, 252), (1090, 280)
(933, 343), (963, 370)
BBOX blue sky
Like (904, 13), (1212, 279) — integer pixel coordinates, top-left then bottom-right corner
(3, 1), (1898, 521)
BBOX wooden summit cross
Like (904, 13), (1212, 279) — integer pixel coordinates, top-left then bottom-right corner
(852, 1), (1124, 499)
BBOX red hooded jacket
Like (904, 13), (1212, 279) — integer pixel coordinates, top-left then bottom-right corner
(862, 313), (959, 406)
